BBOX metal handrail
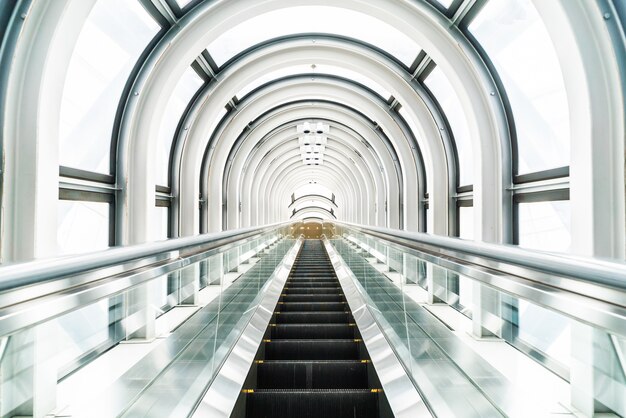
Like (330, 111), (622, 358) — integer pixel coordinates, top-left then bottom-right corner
(0, 223), (289, 337)
(0, 222), (288, 292)
(336, 222), (626, 288)
(333, 221), (626, 337)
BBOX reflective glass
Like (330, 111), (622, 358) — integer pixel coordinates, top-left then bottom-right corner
(517, 199), (571, 367)
(57, 200), (110, 255)
(236, 64), (391, 100)
(470, 0), (570, 174)
(59, 0), (160, 173)
(155, 67), (204, 185)
(424, 67), (474, 186)
(518, 300), (571, 367)
(153, 206), (169, 241)
(517, 200), (570, 252)
(175, 0), (193, 8)
(434, 0), (454, 7)
(208, 6), (420, 67)
(49, 300), (109, 373)
(458, 205), (474, 240)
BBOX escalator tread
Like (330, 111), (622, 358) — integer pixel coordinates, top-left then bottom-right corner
(244, 240), (380, 418)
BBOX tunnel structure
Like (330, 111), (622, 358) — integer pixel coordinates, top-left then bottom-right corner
(0, 0), (625, 417)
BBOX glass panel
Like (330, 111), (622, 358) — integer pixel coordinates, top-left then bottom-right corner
(155, 67), (204, 186)
(517, 200), (570, 252)
(469, 0), (570, 174)
(153, 205), (169, 241)
(236, 64), (391, 99)
(516, 199), (571, 367)
(48, 299), (110, 374)
(434, 0), (454, 7)
(58, 200), (110, 255)
(458, 205), (474, 240)
(208, 6), (420, 67)
(59, 0), (160, 173)
(518, 299), (571, 366)
(424, 67), (474, 186)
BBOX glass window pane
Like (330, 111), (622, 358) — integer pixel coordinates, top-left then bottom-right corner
(517, 200), (570, 252)
(208, 6), (420, 67)
(433, 0), (454, 8)
(59, 0), (160, 173)
(48, 300), (109, 373)
(155, 67), (204, 185)
(458, 205), (474, 240)
(518, 299), (571, 367)
(58, 200), (110, 255)
(153, 206), (169, 241)
(425, 67), (474, 186)
(469, 0), (570, 174)
(236, 63), (391, 100)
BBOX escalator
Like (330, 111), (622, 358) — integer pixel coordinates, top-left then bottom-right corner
(232, 240), (389, 418)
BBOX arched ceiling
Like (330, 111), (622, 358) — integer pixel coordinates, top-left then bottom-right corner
(7, 0), (620, 251)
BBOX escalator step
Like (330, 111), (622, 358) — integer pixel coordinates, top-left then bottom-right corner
(282, 287), (342, 295)
(256, 361), (369, 389)
(245, 389), (379, 418)
(281, 294), (343, 302)
(275, 312), (351, 324)
(279, 302), (346, 312)
(264, 340), (360, 360)
(286, 282), (340, 288)
(270, 324), (355, 339)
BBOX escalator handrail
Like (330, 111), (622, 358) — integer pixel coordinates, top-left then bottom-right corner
(335, 221), (626, 291)
(0, 222), (289, 292)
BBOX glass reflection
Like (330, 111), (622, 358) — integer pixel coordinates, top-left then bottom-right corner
(208, 6), (420, 67)
(236, 64), (392, 100)
(59, 0), (159, 173)
(470, 0), (570, 174)
(57, 200), (110, 255)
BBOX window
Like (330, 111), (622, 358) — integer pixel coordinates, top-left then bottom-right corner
(236, 64), (391, 100)
(433, 0), (454, 8)
(155, 67), (204, 186)
(424, 67), (474, 186)
(59, 0), (160, 173)
(469, 0), (570, 175)
(207, 6), (420, 67)
(58, 200), (110, 255)
(517, 200), (570, 252)
(153, 205), (170, 241)
(515, 196), (571, 368)
(457, 204), (474, 240)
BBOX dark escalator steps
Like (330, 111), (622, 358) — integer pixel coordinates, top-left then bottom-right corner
(274, 311), (351, 324)
(280, 287), (341, 294)
(264, 339), (361, 360)
(278, 301), (347, 311)
(245, 389), (379, 418)
(270, 324), (355, 339)
(242, 240), (381, 418)
(256, 360), (370, 389)
(281, 294), (343, 302)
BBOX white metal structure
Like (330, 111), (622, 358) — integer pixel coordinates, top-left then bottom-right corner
(0, 0), (625, 416)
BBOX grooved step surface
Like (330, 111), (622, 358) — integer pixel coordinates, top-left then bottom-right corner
(244, 240), (380, 418)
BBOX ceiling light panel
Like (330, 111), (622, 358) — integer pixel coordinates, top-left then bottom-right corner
(297, 122), (329, 166)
